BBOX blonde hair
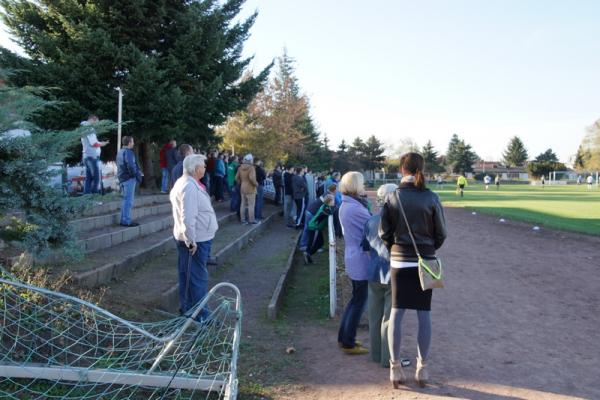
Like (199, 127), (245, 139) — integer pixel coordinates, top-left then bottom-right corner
(339, 171), (365, 196)
(376, 183), (398, 206)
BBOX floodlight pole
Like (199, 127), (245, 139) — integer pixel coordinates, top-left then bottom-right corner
(115, 87), (123, 152)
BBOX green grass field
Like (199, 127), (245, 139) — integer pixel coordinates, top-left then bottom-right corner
(433, 183), (600, 235)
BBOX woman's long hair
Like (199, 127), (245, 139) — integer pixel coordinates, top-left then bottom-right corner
(400, 152), (426, 190)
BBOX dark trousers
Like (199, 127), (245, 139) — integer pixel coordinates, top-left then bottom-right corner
(176, 239), (212, 320)
(338, 279), (368, 348)
(213, 175), (224, 201)
(275, 185), (282, 205)
(294, 198), (305, 226)
(306, 228), (324, 255)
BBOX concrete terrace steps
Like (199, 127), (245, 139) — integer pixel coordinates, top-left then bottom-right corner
(78, 194), (171, 218)
(72, 209), (237, 287)
(70, 203), (172, 234)
(77, 212), (174, 253)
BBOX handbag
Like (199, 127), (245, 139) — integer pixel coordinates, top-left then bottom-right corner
(395, 191), (444, 291)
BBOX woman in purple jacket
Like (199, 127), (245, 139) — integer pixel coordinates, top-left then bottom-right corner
(337, 171), (371, 354)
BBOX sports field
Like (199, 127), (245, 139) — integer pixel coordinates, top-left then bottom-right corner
(433, 183), (600, 235)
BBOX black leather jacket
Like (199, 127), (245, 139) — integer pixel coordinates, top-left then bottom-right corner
(379, 183), (447, 262)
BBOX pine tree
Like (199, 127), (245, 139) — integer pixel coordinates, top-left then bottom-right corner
(420, 140), (444, 174)
(574, 145), (589, 172)
(534, 149), (559, 163)
(338, 140), (348, 153)
(502, 136), (528, 167)
(0, 71), (110, 258)
(445, 134), (478, 173)
(362, 135), (386, 174)
(0, 0), (270, 187)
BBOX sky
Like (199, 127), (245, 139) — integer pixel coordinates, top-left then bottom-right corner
(2, 1), (600, 163)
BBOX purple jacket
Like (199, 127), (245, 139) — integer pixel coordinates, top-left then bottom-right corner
(339, 195), (371, 281)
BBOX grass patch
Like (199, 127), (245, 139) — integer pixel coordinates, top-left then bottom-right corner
(434, 184), (600, 235)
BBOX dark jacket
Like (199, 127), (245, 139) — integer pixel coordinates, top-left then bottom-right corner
(272, 169), (282, 188)
(283, 172), (294, 196)
(255, 165), (266, 185)
(379, 183), (446, 262)
(166, 147), (179, 171)
(171, 160), (184, 184)
(117, 148), (142, 184)
(292, 174), (308, 200)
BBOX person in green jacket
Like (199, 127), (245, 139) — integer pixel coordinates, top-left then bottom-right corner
(303, 195), (335, 264)
(456, 174), (468, 197)
(227, 155), (239, 193)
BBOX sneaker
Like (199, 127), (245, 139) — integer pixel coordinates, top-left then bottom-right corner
(298, 246), (307, 252)
(338, 340), (362, 348)
(249, 221), (260, 225)
(241, 220), (248, 225)
(160, 191), (168, 194)
(317, 248), (324, 253)
(341, 345), (369, 355)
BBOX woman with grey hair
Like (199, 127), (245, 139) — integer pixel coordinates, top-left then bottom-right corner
(361, 183), (398, 367)
(169, 154), (219, 319)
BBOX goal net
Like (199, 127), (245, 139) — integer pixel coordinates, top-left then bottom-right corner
(0, 267), (242, 399)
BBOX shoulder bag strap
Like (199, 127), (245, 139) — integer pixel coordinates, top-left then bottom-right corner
(395, 190), (421, 259)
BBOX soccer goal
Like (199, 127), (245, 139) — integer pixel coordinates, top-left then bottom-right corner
(0, 268), (242, 399)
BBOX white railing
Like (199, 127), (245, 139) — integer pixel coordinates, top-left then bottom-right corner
(327, 215), (337, 318)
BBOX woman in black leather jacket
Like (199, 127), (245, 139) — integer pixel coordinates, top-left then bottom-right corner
(379, 152), (447, 388)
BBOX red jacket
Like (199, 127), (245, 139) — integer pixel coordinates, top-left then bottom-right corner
(159, 143), (172, 168)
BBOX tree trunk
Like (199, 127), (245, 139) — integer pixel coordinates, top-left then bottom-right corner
(139, 141), (156, 189)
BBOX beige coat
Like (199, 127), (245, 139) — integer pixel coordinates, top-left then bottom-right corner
(236, 162), (258, 194)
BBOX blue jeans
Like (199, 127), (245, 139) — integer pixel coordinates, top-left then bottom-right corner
(176, 239), (212, 319)
(161, 167), (169, 192)
(84, 157), (100, 194)
(230, 184), (241, 213)
(255, 184), (264, 219)
(120, 179), (136, 225)
(338, 279), (368, 347)
(299, 210), (314, 250)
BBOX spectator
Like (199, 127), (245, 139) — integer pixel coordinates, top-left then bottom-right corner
(165, 139), (178, 187)
(338, 171), (371, 354)
(299, 184), (337, 251)
(227, 155), (239, 197)
(171, 144), (194, 184)
(305, 168), (316, 204)
(206, 151), (217, 197)
(214, 153), (226, 202)
(80, 115), (108, 194)
(159, 140), (175, 193)
(283, 165), (296, 226)
(362, 183), (397, 367)
(272, 164), (283, 205)
(236, 154), (258, 224)
(223, 154), (230, 195)
(379, 152), (447, 388)
(325, 171), (342, 206)
(292, 166), (308, 228)
(254, 159), (266, 220)
(116, 136), (143, 227)
(170, 154), (218, 319)
(303, 194), (335, 264)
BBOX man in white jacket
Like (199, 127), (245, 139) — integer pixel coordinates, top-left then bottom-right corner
(170, 154), (218, 318)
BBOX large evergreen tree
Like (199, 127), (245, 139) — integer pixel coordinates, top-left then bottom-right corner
(420, 140), (444, 174)
(362, 135), (386, 174)
(0, 0), (270, 186)
(534, 148), (559, 163)
(445, 134), (478, 173)
(502, 136), (528, 167)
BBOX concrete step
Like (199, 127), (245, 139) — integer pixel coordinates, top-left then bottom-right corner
(87, 205), (282, 316)
(79, 194), (170, 218)
(72, 209), (238, 287)
(70, 203), (172, 234)
(77, 212), (174, 253)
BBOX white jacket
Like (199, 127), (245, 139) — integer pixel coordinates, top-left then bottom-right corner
(170, 175), (218, 245)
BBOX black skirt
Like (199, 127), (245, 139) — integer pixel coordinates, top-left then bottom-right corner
(391, 267), (432, 310)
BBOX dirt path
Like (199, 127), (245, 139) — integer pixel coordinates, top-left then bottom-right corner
(273, 207), (600, 400)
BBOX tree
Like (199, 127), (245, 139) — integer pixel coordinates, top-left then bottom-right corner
(574, 145), (590, 172)
(1, 0), (270, 187)
(528, 161), (566, 179)
(534, 148), (559, 163)
(420, 140), (444, 175)
(578, 119), (600, 170)
(445, 134), (478, 173)
(502, 136), (528, 167)
(0, 71), (107, 258)
(362, 135), (386, 174)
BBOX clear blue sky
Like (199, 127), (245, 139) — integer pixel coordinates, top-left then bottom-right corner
(3, 1), (600, 163)
(236, 0), (600, 163)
